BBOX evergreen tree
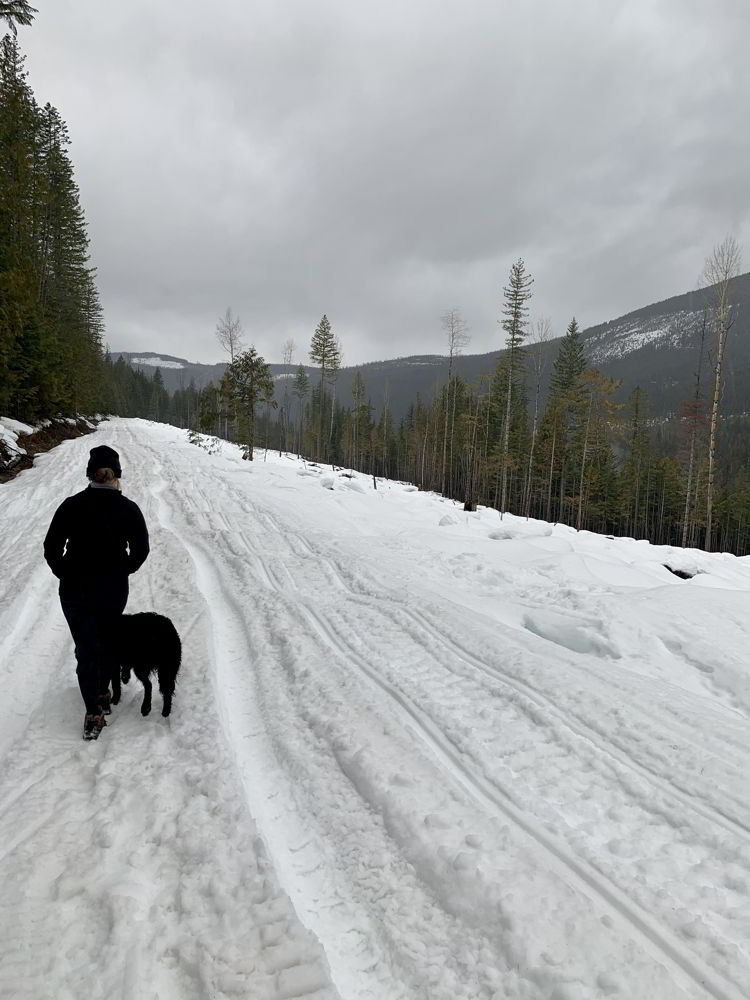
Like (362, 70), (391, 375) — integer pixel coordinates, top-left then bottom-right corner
(620, 387), (653, 537)
(309, 314), (341, 461)
(573, 369), (619, 530)
(0, 32), (106, 420)
(498, 258), (533, 514)
(0, 2), (37, 35)
(223, 347), (275, 460)
(537, 317), (587, 522)
(351, 369), (372, 469)
(0, 34), (37, 415)
(548, 317), (586, 398)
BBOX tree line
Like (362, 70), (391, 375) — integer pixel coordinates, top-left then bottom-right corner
(0, 6), (112, 420)
(0, 8), (161, 424)
(136, 244), (749, 555)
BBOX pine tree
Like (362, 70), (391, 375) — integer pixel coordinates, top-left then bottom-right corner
(351, 369), (372, 469)
(541, 317), (587, 522)
(0, 2), (37, 35)
(574, 369), (619, 530)
(0, 33), (106, 420)
(0, 34), (37, 415)
(620, 387), (653, 537)
(309, 314), (341, 461)
(223, 348), (276, 460)
(498, 258), (533, 515)
(548, 317), (586, 399)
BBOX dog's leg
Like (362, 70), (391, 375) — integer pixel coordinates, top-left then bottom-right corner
(121, 665), (131, 685)
(140, 675), (152, 716)
(158, 667), (175, 717)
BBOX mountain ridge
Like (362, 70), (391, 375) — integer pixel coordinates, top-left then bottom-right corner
(112, 270), (750, 420)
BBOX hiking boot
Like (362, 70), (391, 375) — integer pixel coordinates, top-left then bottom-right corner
(99, 692), (112, 716)
(83, 712), (107, 741)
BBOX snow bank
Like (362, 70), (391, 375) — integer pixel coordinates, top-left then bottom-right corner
(0, 416), (34, 457)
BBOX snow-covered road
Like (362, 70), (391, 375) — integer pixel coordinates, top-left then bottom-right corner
(1, 418), (749, 1000)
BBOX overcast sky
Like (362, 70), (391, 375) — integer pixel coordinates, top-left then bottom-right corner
(20, 0), (750, 366)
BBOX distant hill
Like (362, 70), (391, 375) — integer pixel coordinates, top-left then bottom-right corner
(108, 353), (229, 392)
(112, 270), (750, 422)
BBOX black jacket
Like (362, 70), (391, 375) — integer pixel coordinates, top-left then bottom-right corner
(44, 486), (150, 581)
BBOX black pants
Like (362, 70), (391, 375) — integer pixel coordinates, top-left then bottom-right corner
(60, 577), (128, 714)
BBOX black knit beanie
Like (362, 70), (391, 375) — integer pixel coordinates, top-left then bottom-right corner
(86, 445), (122, 478)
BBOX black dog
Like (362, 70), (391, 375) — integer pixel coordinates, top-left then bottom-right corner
(111, 612), (182, 717)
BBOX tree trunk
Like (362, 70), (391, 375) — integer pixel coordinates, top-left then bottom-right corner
(576, 392), (593, 531)
(500, 358), (513, 516)
(706, 342), (725, 551)
(681, 429), (696, 548)
(546, 426), (556, 523)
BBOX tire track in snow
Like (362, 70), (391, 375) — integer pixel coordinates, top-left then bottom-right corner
(401, 605), (750, 843)
(123, 428), (747, 999)
(258, 496), (750, 837)
(140, 446), (418, 1000)
(161, 500), (503, 999)
(232, 491), (749, 1000)
(161, 453), (685, 999)
(239, 493), (750, 847)
(290, 597), (745, 1000)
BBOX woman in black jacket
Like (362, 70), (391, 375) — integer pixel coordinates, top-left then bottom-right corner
(44, 445), (150, 740)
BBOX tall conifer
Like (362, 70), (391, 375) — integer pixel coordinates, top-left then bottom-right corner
(498, 258), (532, 515)
(309, 314), (341, 461)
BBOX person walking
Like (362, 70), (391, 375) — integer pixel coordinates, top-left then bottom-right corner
(44, 445), (150, 740)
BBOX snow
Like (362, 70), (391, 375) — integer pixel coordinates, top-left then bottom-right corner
(0, 416), (34, 456)
(587, 309), (703, 364)
(130, 356), (186, 369)
(1, 418), (750, 1000)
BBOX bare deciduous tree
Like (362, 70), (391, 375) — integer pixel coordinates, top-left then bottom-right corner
(280, 338), (295, 454)
(703, 235), (742, 550)
(680, 310), (708, 548)
(215, 307), (245, 439)
(215, 307), (244, 363)
(440, 308), (470, 496)
(523, 316), (552, 517)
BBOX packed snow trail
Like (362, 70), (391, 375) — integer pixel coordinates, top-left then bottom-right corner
(1, 419), (750, 1000)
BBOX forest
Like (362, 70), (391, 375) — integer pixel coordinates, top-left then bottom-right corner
(163, 287), (750, 557)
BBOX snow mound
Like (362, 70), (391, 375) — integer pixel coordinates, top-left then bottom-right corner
(130, 356), (185, 369)
(0, 417), (33, 457)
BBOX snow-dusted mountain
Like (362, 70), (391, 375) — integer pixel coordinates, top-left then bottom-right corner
(586, 307), (703, 365)
(113, 270), (750, 419)
(109, 350), (230, 391)
(580, 273), (750, 415)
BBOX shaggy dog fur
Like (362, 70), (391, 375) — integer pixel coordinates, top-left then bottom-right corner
(111, 612), (182, 717)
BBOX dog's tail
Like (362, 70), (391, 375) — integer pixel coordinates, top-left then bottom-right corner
(157, 620), (182, 698)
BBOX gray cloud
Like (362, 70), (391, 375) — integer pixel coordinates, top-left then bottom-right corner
(22, 0), (750, 366)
